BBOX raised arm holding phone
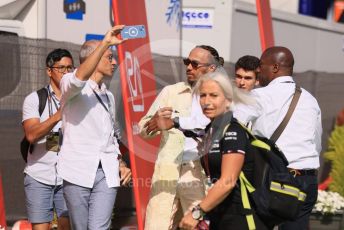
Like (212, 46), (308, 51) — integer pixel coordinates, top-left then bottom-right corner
(57, 26), (131, 230)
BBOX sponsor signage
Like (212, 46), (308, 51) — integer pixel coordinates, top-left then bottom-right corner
(63, 0), (86, 20)
(182, 8), (214, 29)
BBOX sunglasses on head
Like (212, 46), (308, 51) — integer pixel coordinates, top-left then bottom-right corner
(183, 58), (212, 69)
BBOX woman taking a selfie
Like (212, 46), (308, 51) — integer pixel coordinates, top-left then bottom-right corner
(179, 70), (270, 230)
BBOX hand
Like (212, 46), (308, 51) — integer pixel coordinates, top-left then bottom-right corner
(144, 107), (175, 134)
(156, 116), (174, 131)
(157, 107), (173, 118)
(119, 164), (131, 186)
(103, 25), (126, 46)
(144, 115), (174, 135)
(179, 212), (199, 230)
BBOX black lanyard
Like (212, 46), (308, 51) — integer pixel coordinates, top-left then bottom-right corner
(92, 89), (111, 113)
(92, 89), (116, 130)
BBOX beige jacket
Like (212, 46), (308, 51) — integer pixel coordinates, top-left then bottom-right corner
(139, 82), (206, 229)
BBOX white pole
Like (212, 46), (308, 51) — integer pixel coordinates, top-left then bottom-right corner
(37, 0), (46, 38)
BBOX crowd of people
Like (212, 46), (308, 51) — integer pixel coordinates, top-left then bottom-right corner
(22, 26), (322, 230)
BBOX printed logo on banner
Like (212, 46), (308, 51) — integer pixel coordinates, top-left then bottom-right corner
(182, 8), (214, 29)
(64, 0), (86, 20)
(124, 51), (144, 112)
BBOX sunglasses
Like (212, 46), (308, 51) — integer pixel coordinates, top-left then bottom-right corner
(183, 58), (212, 69)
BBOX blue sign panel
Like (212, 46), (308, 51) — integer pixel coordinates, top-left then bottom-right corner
(64, 0), (86, 20)
(85, 34), (104, 41)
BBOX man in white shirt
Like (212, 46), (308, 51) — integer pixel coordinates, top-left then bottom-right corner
(22, 48), (74, 230)
(140, 45), (224, 229)
(57, 26), (131, 230)
(234, 46), (322, 230)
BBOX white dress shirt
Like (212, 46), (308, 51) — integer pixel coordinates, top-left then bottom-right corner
(179, 94), (210, 162)
(234, 76), (322, 169)
(22, 85), (62, 185)
(58, 71), (120, 188)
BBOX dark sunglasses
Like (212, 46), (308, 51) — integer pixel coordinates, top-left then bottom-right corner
(183, 58), (212, 69)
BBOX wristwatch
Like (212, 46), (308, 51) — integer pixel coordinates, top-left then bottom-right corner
(172, 117), (180, 129)
(191, 204), (206, 220)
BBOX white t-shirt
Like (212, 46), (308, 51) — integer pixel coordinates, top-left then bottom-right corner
(22, 86), (62, 185)
(179, 94), (210, 162)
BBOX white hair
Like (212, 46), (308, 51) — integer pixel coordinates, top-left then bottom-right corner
(194, 67), (255, 110)
(79, 40), (99, 64)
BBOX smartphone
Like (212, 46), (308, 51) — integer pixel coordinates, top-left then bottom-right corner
(121, 25), (146, 39)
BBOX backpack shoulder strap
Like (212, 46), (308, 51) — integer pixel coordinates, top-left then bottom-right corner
(240, 172), (256, 230)
(232, 119), (273, 152)
(231, 119), (256, 140)
(36, 87), (48, 116)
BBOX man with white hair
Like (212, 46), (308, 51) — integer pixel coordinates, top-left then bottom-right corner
(57, 26), (131, 230)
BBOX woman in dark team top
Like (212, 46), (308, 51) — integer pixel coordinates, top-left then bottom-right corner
(179, 70), (270, 230)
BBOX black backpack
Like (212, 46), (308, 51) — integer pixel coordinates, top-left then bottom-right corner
(236, 86), (305, 229)
(235, 123), (306, 229)
(20, 87), (48, 162)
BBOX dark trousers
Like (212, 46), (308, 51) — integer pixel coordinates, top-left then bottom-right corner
(278, 174), (318, 230)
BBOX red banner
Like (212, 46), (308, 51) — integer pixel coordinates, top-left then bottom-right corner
(0, 174), (6, 229)
(112, 1), (159, 229)
(256, 0), (274, 51)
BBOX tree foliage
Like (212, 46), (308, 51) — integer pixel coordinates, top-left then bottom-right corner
(324, 125), (344, 197)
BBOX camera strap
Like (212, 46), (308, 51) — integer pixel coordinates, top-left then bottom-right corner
(46, 85), (60, 118)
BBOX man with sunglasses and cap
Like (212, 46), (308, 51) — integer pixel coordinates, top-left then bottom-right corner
(139, 45), (224, 229)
